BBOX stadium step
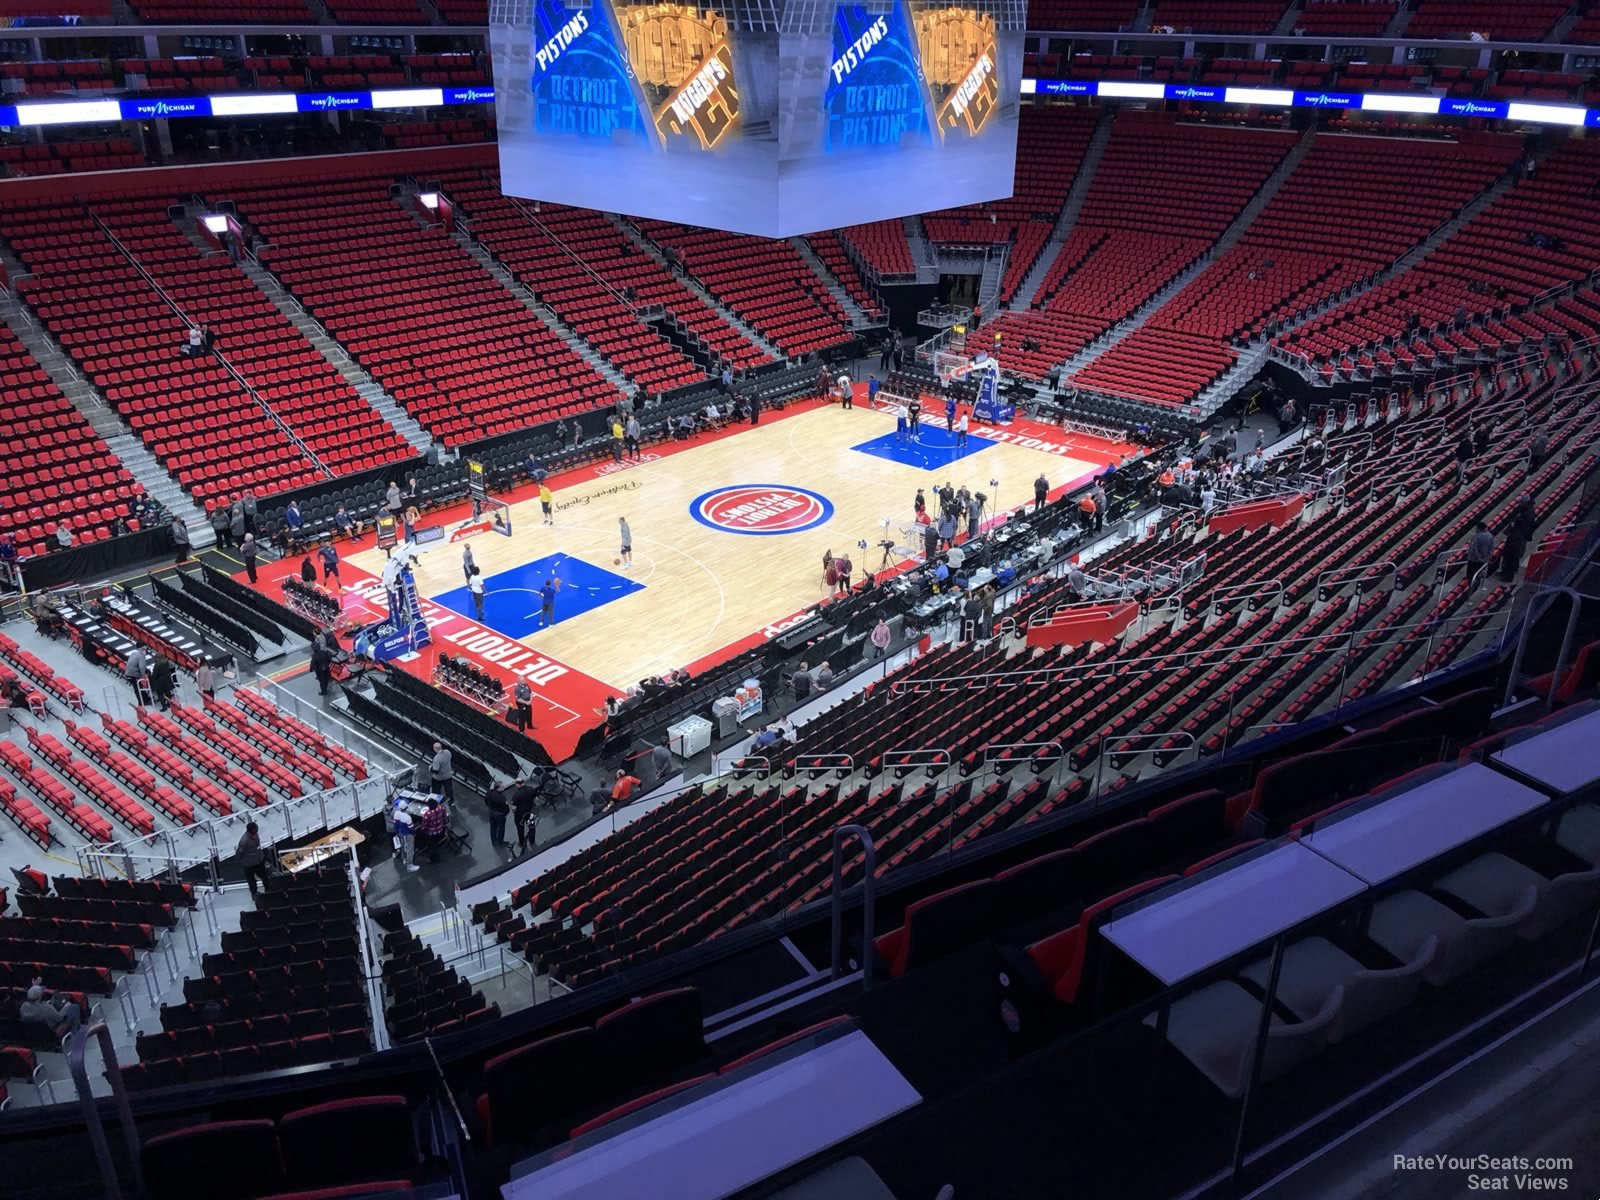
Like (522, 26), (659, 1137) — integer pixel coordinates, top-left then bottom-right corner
(1266, 161), (1531, 389)
(1059, 126), (1315, 387)
(1273, 0), (1304, 35)
(1382, 1), (1413, 36)
(901, 215), (941, 284)
(1011, 107), (1115, 309)
(612, 214), (788, 361)
(446, 223), (634, 395)
(1193, 342), (1272, 422)
(168, 206), (435, 458)
(791, 235), (880, 331)
(977, 245), (1009, 312)
(0, 272), (213, 545)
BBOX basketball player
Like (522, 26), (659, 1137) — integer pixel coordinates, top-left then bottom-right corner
(908, 397), (922, 439)
(539, 482), (554, 525)
(539, 577), (562, 628)
(618, 517), (633, 568)
(895, 402), (909, 443)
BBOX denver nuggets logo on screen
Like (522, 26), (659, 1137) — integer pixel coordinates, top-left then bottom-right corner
(690, 485), (834, 535)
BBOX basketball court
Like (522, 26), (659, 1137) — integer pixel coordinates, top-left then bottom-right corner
(245, 390), (1133, 761)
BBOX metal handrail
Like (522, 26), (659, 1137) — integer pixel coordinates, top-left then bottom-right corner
(790, 753), (853, 778)
(66, 1020), (143, 1199)
(1206, 577), (1284, 616)
(880, 748), (951, 775)
(1095, 731), (1197, 797)
(77, 774), (387, 880)
(984, 741), (1063, 766)
(87, 210), (330, 477)
(829, 825), (877, 990)
(1502, 586), (1587, 711)
(243, 673), (411, 773)
(1317, 560), (1397, 598)
(888, 606), (1513, 695)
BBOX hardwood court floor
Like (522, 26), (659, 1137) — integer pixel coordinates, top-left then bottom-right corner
(346, 403), (1113, 691)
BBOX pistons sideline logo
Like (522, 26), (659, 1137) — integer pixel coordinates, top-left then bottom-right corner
(690, 485), (834, 536)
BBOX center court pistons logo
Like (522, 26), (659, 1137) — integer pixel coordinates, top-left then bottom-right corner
(690, 484), (834, 536)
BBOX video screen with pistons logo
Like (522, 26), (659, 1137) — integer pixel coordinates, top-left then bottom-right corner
(489, 0), (1023, 237)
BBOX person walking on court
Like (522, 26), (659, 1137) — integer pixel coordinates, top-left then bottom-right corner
(469, 567), (486, 621)
(511, 679), (533, 733)
(749, 393), (761, 425)
(945, 394), (957, 430)
(386, 480), (402, 518)
(429, 742), (455, 802)
(539, 576), (562, 628)
(866, 374), (880, 408)
(540, 482), (554, 525)
(625, 414), (641, 460)
(618, 517), (633, 568)
(240, 534), (258, 584)
(462, 543), (475, 583)
(319, 541), (341, 591)
(966, 492), (982, 539)
(611, 415), (625, 463)
(895, 402), (909, 443)
(955, 410), (969, 448)
(836, 552), (852, 595)
(908, 396), (922, 438)
(1034, 472), (1049, 511)
(237, 822), (269, 897)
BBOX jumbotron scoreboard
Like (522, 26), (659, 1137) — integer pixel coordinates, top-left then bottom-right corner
(488, 0), (1026, 237)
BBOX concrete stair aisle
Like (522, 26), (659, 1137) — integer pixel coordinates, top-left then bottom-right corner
(1194, 341), (1272, 423)
(1055, 126), (1315, 383)
(1550, 7), (1582, 40)
(1383, 0), (1413, 36)
(1260, 160), (1530, 387)
(0, 265), (213, 548)
(790, 235), (884, 330)
(610, 214), (789, 361)
(386, 184), (630, 400)
(170, 207), (434, 458)
(977, 245), (1009, 311)
(449, 225), (634, 396)
(1010, 108), (1115, 310)
(901, 215), (941, 283)
(1274, 0), (1304, 35)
